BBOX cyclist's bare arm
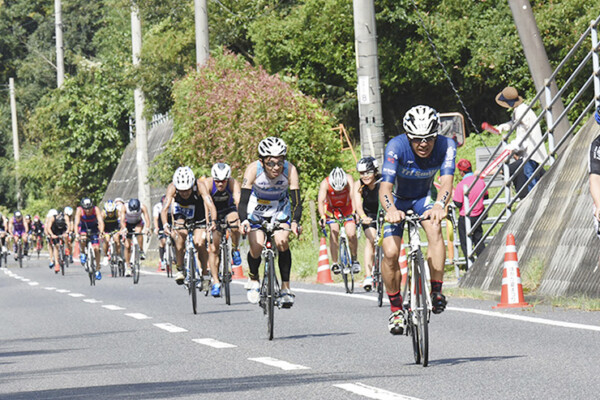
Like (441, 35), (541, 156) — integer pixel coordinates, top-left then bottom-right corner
(141, 204), (151, 233)
(379, 181), (404, 223)
(352, 179), (370, 223)
(197, 179), (217, 227)
(96, 206), (105, 234)
(317, 179), (329, 223)
(231, 177), (242, 207)
(590, 174), (600, 220)
(423, 174), (453, 224)
(161, 184), (176, 228)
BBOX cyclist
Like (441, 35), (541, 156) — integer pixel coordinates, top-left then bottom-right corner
(9, 211), (29, 260)
(589, 105), (600, 261)
(44, 209), (58, 269)
(352, 157), (381, 291)
(379, 105), (456, 334)
(318, 167), (360, 275)
(239, 137), (302, 307)
(114, 197), (126, 213)
(205, 162), (242, 297)
(102, 200), (121, 270)
(74, 198), (105, 280)
(152, 196), (168, 271)
(0, 212), (8, 259)
(30, 215), (45, 254)
(119, 198), (151, 277)
(162, 166), (217, 286)
(47, 208), (69, 273)
(64, 206), (74, 264)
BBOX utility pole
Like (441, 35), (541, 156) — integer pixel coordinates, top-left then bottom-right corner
(131, 4), (150, 210)
(353, 0), (385, 163)
(508, 0), (570, 144)
(54, 0), (64, 87)
(194, 0), (209, 70)
(9, 78), (21, 209)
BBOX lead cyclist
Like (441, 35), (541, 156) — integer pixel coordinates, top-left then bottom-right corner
(379, 105), (456, 335)
(239, 137), (302, 308)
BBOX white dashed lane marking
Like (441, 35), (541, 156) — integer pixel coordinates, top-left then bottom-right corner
(68, 293), (85, 298)
(153, 323), (188, 333)
(334, 383), (422, 400)
(83, 299), (102, 303)
(192, 338), (237, 348)
(56, 289), (70, 293)
(248, 357), (310, 371)
(28, 282), (39, 286)
(102, 305), (126, 311)
(125, 313), (152, 320)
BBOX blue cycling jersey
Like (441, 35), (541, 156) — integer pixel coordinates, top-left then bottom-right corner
(381, 134), (456, 199)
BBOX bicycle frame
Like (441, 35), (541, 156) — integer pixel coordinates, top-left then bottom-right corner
(174, 220), (203, 314)
(325, 210), (355, 293)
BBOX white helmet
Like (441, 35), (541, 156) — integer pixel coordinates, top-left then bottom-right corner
(329, 167), (348, 191)
(211, 163), (231, 181)
(64, 206), (73, 216)
(258, 137), (287, 158)
(103, 201), (116, 213)
(403, 105), (440, 139)
(173, 166), (196, 191)
(49, 209), (58, 217)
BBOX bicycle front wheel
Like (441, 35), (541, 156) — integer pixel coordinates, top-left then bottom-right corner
(267, 254), (275, 340)
(87, 245), (96, 286)
(60, 246), (66, 276)
(414, 250), (429, 367)
(18, 243), (23, 268)
(375, 246), (384, 307)
(340, 240), (353, 294)
(133, 245), (140, 284)
(189, 254), (197, 314)
(221, 244), (231, 306)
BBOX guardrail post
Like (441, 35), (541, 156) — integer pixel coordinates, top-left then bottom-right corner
(544, 78), (556, 157)
(592, 19), (600, 108)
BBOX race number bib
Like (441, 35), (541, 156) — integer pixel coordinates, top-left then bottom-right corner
(173, 203), (195, 219)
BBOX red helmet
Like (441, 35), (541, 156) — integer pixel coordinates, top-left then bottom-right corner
(457, 159), (472, 172)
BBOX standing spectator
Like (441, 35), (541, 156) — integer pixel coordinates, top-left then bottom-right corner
(495, 86), (548, 192)
(453, 159), (488, 265)
(589, 105), (600, 267)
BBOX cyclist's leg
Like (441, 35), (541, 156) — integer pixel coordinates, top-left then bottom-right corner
(208, 229), (221, 283)
(193, 227), (209, 276)
(328, 222), (340, 264)
(135, 222), (144, 253)
(91, 232), (101, 271)
(274, 227), (292, 290)
(362, 225), (376, 278)
(226, 211), (242, 264)
(245, 229), (264, 302)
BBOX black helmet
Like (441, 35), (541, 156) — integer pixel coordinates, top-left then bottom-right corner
(128, 198), (141, 212)
(356, 156), (379, 173)
(81, 198), (93, 210)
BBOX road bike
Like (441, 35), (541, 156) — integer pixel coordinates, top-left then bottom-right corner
(215, 221), (235, 305)
(106, 233), (123, 278)
(371, 209), (385, 307)
(400, 211), (432, 367)
(161, 231), (175, 278)
(14, 236), (24, 269)
(0, 235), (8, 268)
(174, 220), (205, 314)
(126, 232), (145, 284)
(325, 210), (356, 294)
(57, 235), (69, 276)
(81, 236), (97, 286)
(35, 234), (44, 258)
(249, 215), (290, 340)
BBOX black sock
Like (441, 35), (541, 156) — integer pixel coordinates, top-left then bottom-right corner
(247, 252), (261, 280)
(431, 280), (443, 293)
(278, 249), (291, 282)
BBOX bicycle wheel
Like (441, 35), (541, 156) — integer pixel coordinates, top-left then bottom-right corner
(375, 246), (384, 307)
(133, 244), (140, 284)
(189, 253), (197, 314)
(18, 242), (23, 268)
(340, 240), (353, 293)
(414, 250), (429, 367)
(266, 253), (275, 340)
(165, 241), (173, 278)
(63, 245), (69, 275)
(60, 245), (65, 276)
(221, 243), (231, 306)
(87, 245), (96, 286)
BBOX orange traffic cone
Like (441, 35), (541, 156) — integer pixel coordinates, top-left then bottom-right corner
(398, 239), (408, 289)
(231, 258), (247, 280)
(317, 237), (334, 284)
(493, 234), (531, 309)
(73, 242), (80, 263)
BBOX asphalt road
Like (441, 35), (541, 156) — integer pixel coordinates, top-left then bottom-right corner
(1, 257), (600, 399)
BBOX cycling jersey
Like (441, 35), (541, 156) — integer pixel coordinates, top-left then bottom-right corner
(51, 213), (68, 235)
(381, 134), (456, 199)
(124, 204), (143, 225)
(104, 210), (119, 233)
(12, 217), (26, 235)
(589, 134), (600, 176)
(173, 182), (207, 223)
(78, 206), (99, 236)
(32, 221), (44, 235)
(211, 181), (237, 221)
(325, 178), (353, 218)
(359, 181), (380, 215)
(248, 161), (291, 221)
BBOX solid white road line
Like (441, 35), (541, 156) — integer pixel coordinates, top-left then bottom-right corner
(192, 338), (237, 349)
(102, 305), (125, 311)
(153, 323), (188, 333)
(448, 307), (600, 332)
(334, 383), (422, 400)
(248, 357), (310, 371)
(125, 313), (152, 320)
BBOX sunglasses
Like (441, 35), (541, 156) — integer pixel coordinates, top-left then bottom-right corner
(359, 171), (374, 176)
(409, 135), (436, 144)
(265, 161), (284, 168)
(214, 179), (227, 183)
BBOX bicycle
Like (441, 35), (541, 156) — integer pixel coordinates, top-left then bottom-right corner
(325, 210), (356, 294)
(215, 221), (235, 305)
(35, 234), (44, 258)
(0, 235), (8, 268)
(126, 232), (145, 284)
(161, 231), (175, 278)
(400, 210), (432, 367)
(14, 236), (24, 269)
(371, 209), (385, 307)
(249, 215), (291, 341)
(57, 235), (69, 276)
(106, 233), (122, 278)
(81, 236), (97, 286)
(174, 220), (205, 314)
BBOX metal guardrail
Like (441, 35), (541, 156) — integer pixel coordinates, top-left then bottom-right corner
(462, 15), (600, 270)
